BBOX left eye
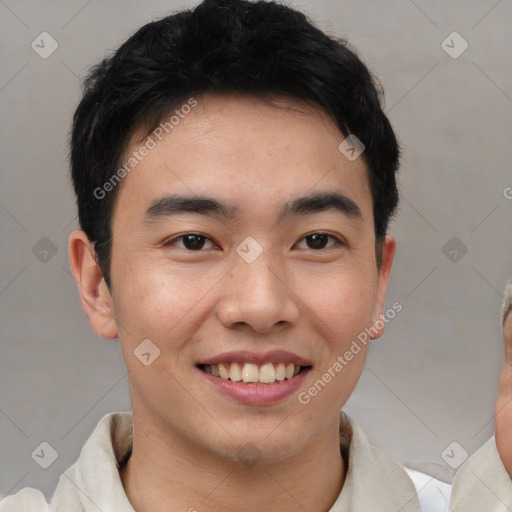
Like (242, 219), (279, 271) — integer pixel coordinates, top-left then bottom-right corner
(295, 233), (341, 250)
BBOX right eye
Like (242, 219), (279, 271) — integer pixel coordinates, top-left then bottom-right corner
(163, 233), (217, 251)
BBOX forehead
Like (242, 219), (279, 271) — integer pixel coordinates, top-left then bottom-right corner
(112, 93), (372, 225)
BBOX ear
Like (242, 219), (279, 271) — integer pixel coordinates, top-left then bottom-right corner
(504, 313), (512, 363)
(68, 230), (118, 339)
(369, 234), (396, 340)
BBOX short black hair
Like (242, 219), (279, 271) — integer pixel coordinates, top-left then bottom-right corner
(70, 0), (400, 290)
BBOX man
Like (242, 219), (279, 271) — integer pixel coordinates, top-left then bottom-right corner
(409, 281), (512, 511)
(1, 0), (510, 510)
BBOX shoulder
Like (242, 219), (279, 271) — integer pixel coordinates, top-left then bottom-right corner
(0, 412), (133, 512)
(340, 412), (450, 512)
(450, 436), (512, 511)
(0, 488), (50, 511)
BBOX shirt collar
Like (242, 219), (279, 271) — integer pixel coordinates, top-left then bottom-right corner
(62, 411), (420, 512)
(331, 411), (421, 511)
(449, 436), (512, 510)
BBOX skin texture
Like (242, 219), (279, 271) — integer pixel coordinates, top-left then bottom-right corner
(495, 311), (512, 475)
(68, 93), (396, 512)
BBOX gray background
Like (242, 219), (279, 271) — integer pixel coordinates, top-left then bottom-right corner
(1, 0), (511, 499)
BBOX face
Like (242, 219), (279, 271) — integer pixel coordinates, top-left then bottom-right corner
(72, 93), (395, 464)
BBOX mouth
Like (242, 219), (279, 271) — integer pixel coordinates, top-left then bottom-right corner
(197, 362), (312, 385)
(195, 350), (313, 404)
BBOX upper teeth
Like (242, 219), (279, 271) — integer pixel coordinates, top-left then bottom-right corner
(203, 362), (301, 384)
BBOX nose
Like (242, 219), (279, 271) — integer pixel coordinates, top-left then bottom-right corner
(215, 252), (301, 334)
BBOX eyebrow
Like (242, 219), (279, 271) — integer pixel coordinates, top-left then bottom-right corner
(143, 191), (362, 225)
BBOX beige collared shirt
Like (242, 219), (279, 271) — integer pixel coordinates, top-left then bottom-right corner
(449, 435), (512, 511)
(0, 411), (509, 511)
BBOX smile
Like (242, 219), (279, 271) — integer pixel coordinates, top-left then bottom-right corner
(197, 362), (311, 385)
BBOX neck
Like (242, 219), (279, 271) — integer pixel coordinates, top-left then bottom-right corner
(120, 412), (348, 512)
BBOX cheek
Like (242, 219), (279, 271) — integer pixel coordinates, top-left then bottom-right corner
(292, 265), (374, 403)
(294, 266), (376, 340)
(111, 267), (200, 406)
(111, 260), (202, 345)
(299, 345), (368, 415)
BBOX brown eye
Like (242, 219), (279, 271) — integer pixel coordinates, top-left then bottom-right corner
(296, 232), (341, 250)
(182, 234), (207, 250)
(164, 233), (215, 251)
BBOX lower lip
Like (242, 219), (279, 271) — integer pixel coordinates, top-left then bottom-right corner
(198, 367), (311, 405)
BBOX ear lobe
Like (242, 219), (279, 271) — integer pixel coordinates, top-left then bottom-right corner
(369, 234), (396, 340)
(68, 230), (118, 339)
